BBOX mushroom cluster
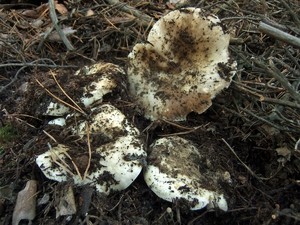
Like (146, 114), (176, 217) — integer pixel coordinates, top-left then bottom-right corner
(128, 7), (237, 121)
(43, 62), (126, 117)
(36, 7), (236, 212)
(36, 104), (146, 194)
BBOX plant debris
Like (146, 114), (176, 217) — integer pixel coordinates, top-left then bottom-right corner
(0, 0), (300, 224)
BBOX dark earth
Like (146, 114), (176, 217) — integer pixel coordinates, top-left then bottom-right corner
(0, 0), (300, 225)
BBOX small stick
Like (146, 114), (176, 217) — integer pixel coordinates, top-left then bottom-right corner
(253, 59), (300, 104)
(48, 0), (75, 51)
(258, 22), (300, 49)
(222, 138), (281, 181)
(105, 0), (154, 27)
(279, 0), (300, 26)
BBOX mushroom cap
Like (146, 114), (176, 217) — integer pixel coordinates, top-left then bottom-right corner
(43, 62), (125, 116)
(75, 62), (126, 108)
(144, 136), (228, 211)
(128, 7), (237, 121)
(71, 104), (139, 139)
(36, 104), (146, 194)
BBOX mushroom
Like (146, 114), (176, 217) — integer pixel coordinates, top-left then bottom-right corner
(43, 62), (126, 116)
(127, 7), (237, 121)
(144, 136), (228, 211)
(71, 104), (139, 139)
(75, 62), (126, 108)
(36, 104), (146, 194)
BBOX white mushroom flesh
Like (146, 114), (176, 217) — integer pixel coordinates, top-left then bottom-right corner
(75, 63), (126, 107)
(36, 104), (146, 195)
(144, 136), (228, 211)
(43, 62), (125, 116)
(71, 104), (139, 139)
(44, 102), (70, 116)
(128, 7), (237, 121)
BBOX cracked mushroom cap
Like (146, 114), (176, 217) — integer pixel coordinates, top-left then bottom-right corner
(36, 104), (146, 194)
(44, 62), (126, 116)
(128, 7), (237, 121)
(144, 136), (228, 211)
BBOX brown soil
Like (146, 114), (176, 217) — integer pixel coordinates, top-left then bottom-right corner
(0, 0), (299, 225)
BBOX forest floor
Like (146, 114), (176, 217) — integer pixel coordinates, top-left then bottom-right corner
(0, 0), (299, 225)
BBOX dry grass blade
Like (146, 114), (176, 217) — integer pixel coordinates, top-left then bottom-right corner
(83, 123), (92, 180)
(50, 71), (86, 115)
(35, 78), (84, 115)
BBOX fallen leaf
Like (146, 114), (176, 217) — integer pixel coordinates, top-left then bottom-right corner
(55, 1), (68, 15)
(22, 4), (49, 19)
(47, 27), (77, 42)
(276, 146), (291, 160)
(12, 180), (37, 225)
(55, 184), (76, 218)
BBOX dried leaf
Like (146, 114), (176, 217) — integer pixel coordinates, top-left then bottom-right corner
(86, 9), (95, 17)
(55, 2), (68, 15)
(276, 146), (291, 160)
(12, 180), (37, 225)
(47, 27), (77, 42)
(55, 185), (76, 218)
(22, 4), (49, 19)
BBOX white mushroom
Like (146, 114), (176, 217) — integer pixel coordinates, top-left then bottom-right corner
(44, 102), (70, 116)
(75, 62), (126, 107)
(144, 136), (228, 211)
(43, 62), (125, 116)
(128, 7), (237, 121)
(36, 104), (146, 195)
(71, 104), (139, 139)
(48, 117), (66, 126)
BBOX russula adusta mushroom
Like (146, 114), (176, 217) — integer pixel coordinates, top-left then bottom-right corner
(75, 62), (126, 107)
(43, 62), (126, 116)
(36, 104), (146, 194)
(144, 136), (228, 211)
(71, 104), (139, 139)
(128, 7), (237, 121)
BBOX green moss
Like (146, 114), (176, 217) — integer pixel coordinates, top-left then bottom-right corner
(0, 124), (18, 145)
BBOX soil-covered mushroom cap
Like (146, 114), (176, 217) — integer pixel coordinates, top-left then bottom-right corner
(43, 62), (126, 116)
(36, 104), (146, 194)
(128, 7), (237, 121)
(75, 62), (126, 107)
(144, 136), (228, 211)
(71, 104), (139, 139)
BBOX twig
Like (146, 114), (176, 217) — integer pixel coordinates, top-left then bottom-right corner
(258, 22), (300, 48)
(0, 59), (77, 94)
(222, 138), (281, 181)
(279, 0), (300, 26)
(240, 107), (299, 132)
(261, 17), (290, 32)
(253, 59), (300, 103)
(271, 57), (300, 77)
(105, 0), (154, 27)
(48, 0), (75, 51)
(0, 62), (78, 69)
(234, 82), (300, 109)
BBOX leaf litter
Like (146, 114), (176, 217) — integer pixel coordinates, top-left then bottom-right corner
(0, 0), (300, 224)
